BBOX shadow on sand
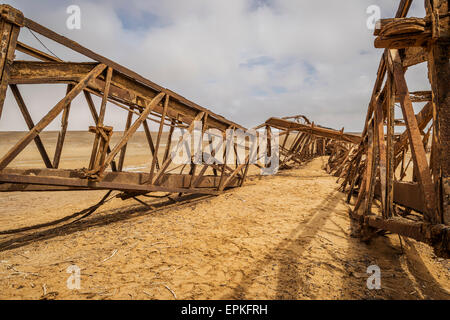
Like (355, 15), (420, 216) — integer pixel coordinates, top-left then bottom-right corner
(0, 192), (213, 252)
(224, 186), (449, 299)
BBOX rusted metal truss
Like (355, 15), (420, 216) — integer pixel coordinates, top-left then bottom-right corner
(256, 116), (360, 170)
(0, 4), (356, 200)
(0, 4), (259, 197)
(0, 2), (448, 256)
(327, 0), (449, 256)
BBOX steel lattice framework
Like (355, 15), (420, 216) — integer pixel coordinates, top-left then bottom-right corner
(0, 4), (357, 198)
(327, 0), (449, 256)
(257, 115), (360, 170)
(0, 4), (256, 197)
(0, 1), (448, 256)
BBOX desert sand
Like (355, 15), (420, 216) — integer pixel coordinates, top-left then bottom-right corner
(0, 132), (449, 300)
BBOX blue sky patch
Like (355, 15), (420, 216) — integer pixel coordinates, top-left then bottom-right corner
(249, 0), (273, 11)
(116, 8), (169, 31)
(239, 56), (275, 68)
(271, 86), (288, 94)
(303, 61), (316, 75)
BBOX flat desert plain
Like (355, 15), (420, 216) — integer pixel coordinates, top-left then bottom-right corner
(0, 131), (449, 299)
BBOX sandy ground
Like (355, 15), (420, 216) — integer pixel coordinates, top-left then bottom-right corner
(0, 132), (449, 300)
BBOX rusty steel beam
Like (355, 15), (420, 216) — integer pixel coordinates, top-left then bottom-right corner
(265, 117), (361, 144)
(0, 168), (240, 193)
(350, 209), (449, 255)
(330, 0), (449, 256)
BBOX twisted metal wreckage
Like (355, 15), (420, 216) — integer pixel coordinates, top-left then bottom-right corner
(0, 0), (448, 255)
(327, 0), (449, 255)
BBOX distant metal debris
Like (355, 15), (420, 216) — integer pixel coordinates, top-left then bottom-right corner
(255, 115), (359, 170)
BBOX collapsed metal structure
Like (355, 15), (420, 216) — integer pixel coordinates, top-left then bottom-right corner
(0, 1), (448, 255)
(327, 0), (449, 255)
(257, 115), (360, 170)
(0, 4), (254, 197)
(0, 4), (358, 199)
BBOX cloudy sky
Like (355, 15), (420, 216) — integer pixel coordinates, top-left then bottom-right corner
(1, 0), (429, 132)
